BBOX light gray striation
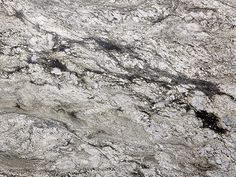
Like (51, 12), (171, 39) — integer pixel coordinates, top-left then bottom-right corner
(0, 0), (236, 176)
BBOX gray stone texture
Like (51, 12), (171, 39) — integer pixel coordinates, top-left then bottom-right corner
(0, 0), (236, 176)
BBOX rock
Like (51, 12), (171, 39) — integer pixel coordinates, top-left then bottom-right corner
(0, 0), (235, 176)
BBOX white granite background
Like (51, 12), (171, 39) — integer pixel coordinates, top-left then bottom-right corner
(0, 0), (236, 176)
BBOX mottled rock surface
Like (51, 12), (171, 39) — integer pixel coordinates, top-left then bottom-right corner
(0, 0), (236, 176)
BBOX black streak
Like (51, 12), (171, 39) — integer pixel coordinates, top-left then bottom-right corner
(49, 59), (68, 71)
(194, 110), (227, 134)
(40, 58), (68, 72)
(95, 38), (122, 52)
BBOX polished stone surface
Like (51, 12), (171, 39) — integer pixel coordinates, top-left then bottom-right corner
(0, 0), (236, 176)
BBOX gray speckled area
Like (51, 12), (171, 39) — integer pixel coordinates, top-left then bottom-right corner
(0, 0), (236, 176)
